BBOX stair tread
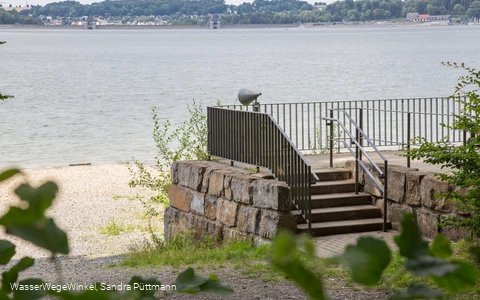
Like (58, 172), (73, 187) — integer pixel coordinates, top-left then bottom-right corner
(312, 168), (350, 174)
(312, 205), (379, 214)
(292, 205), (379, 215)
(297, 218), (385, 230)
(311, 192), (370, 200)
(313, 179), (355, 185)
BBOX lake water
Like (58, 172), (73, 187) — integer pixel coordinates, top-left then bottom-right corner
(1, 26), (480, 169)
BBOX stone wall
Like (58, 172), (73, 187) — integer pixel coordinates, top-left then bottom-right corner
(344, 161), (470, 240)
(164, 160), (297, 244)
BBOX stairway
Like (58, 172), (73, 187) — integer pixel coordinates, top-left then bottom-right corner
(295, 168), (390, 236)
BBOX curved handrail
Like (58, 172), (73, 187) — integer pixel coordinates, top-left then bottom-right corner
(323, 109), (389, 232)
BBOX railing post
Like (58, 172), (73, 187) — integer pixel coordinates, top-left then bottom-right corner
(355, 116), (359, 195)
(329, 109), (334, 168)
(407, 113), (411, 168)
(383, 160), (388, 232)
(307, 165), (312, 234)
(253, 100), (260, 172)
(359, 108), (363, 162)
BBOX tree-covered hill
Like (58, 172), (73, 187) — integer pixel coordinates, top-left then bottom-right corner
(2, 0), (480, 25)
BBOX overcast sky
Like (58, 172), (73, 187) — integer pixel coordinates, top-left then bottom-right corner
(7, 0), (336, 8)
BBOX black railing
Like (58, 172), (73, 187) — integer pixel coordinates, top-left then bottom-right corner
(324, 110), (389, 231)
(223, 97), (467, 152)
(208, 106), (316, 231)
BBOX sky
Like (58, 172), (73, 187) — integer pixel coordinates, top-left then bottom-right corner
(6, 0), (336, 8)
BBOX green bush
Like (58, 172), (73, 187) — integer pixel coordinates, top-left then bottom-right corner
(272, 214), (480, 300)
(405, 63), (480, 236)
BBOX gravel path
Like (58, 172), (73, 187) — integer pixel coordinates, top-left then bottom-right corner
(0, 164), (390, 299)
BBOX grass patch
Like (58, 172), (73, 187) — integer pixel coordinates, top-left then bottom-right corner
(119, 233), (287, 281)
(113, 194), (144, 201)
(121, 234), (270, 268)
(99, 218), (133, 236)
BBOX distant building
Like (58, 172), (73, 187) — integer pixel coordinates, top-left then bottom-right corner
(314, 4), (327, 11)
(409, 13), (452, 23)
(406, 12), (419, 21)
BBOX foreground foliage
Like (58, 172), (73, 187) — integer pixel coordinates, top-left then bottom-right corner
(272, 214), (480, 299)
(406, 63), (480, 236)
(0, 169), (233, 299)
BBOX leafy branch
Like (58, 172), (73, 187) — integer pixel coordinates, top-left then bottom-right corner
(0, 169), (232, 299)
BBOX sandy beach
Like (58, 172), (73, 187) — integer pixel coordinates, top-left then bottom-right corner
(0, 164), (165, 282)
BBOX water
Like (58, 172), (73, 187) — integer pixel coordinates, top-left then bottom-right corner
(1, 26), (480, 169)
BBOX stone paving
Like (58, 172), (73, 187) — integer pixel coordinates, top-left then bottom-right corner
(314, 231), (399, 258)
(304, 150), (448, 174)
(305, 150), (440, 258)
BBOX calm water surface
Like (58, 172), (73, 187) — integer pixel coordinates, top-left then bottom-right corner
(1, 26), (480, 169)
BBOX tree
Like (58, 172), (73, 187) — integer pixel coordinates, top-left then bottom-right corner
(467, 0), (480, 17)
(406, 63), (480, 236)
(454, 3), (466, 14)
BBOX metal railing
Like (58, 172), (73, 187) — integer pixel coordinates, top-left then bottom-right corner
(207, 106), (317, 232)
(324, 110), (389, 232)
(223, 96), (467, 152)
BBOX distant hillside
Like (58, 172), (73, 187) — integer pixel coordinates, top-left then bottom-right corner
(2, 0), (480, 25)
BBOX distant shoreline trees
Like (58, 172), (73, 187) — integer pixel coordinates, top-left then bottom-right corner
(1, 0), (480, 25)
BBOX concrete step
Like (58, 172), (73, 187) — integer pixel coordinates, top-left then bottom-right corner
(311, 179), (356, 195)
(312, 168), (351, 182)
(310, 192), (372, 209)
(294, 205), (381, 224)
(297, 218), (390, 236)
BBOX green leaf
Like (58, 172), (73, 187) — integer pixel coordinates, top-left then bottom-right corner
(432, 261), (479, 292)
(174, 268), (208, 294)
(341, 237), (391, 286)
(4, 218), (69, 255)
(271, 231), (326, 300)
(469, 246), (480, 264)
(405, 256), (458, 276)
(12, 278), (46, 300)
(1, 257), (35, 293)
(394, 214), (429, 260)
(0, 240), (15, 265)
(0, 290), (10, 300)
(197, 276), (235, 296)
(128, 276), (162, 298)
(0, 169), (20, 182)
(429, 235), (452, 259)
(0, 207), (42, 226)
(174, 268), (233, 296)
(15, 182), (58, 215)
(389, 283), (444, 299)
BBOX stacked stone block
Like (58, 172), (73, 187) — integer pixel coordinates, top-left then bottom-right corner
(344, 161), (470, 240)
(164, 161), (296, 244)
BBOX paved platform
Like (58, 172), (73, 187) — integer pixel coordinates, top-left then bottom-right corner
(304, 150), (449, 173)
(313, 230), (399, 258)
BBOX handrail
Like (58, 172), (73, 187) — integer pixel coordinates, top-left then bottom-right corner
(207, 106), (317, 232)
(323, 109), (389, 232)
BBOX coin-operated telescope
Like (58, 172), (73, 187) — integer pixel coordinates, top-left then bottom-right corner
(238, 88), (262, 112)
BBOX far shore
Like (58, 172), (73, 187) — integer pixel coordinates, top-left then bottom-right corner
(1, 21), (475, 31)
